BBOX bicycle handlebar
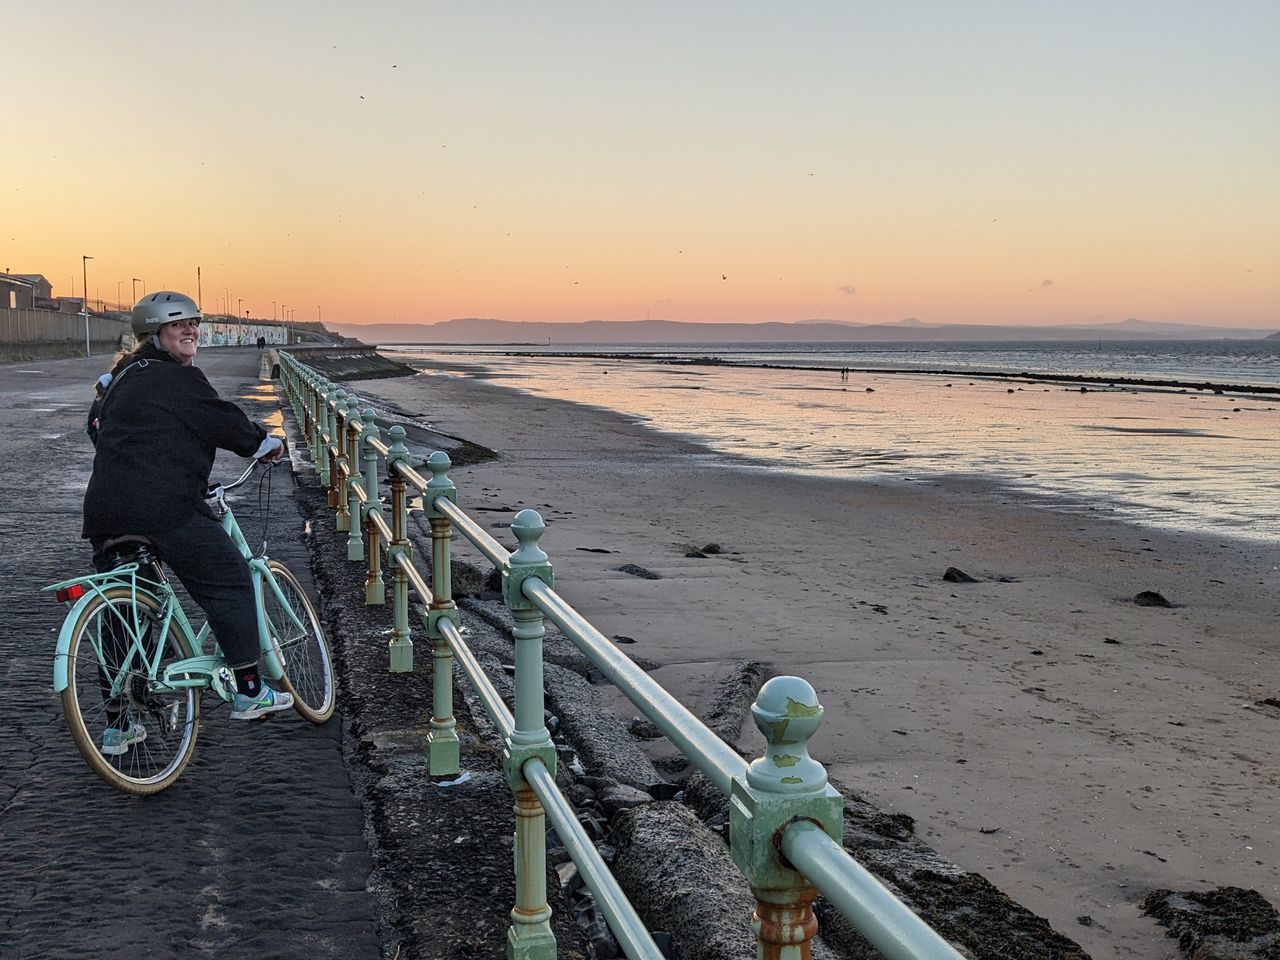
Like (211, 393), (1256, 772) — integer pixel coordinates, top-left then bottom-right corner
(206, 456), (288, 500)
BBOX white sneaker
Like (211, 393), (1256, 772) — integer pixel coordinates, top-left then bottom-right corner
(230, 686), (294, 720)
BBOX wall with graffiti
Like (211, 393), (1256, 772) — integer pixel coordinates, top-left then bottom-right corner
(197, 322), (288, 347)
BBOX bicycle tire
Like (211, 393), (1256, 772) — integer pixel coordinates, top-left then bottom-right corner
(260, 559), (335, 724)
(61, 588), (201, 795)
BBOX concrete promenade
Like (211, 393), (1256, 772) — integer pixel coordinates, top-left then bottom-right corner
(0, 349), (380, 959)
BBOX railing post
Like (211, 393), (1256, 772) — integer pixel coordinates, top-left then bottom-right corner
(345, 397), (365, 561)
(334, 392), (352, 527)
(730, 676), (843, 960)
(424, 451), (461, 777)
(316, 383), (331, 486)
(328, 388), (347, 510)
(293, 364), (306, 423)
(305, 374), (319, 465)
(301, 367), (312, 448)
(501, 509), (557, 960)
(311, 380), (324, 478)
(361, 409), (385, 605)
(384, 426), (413, 672)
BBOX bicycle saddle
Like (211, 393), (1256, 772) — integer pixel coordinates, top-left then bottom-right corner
(99, 535), (159, 570)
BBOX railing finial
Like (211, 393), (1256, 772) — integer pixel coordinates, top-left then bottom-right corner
(426, 449), (452, 489)
(747, 675), (828, 795)
(732, 676), (842, 960)
(510, 509), (547, 565)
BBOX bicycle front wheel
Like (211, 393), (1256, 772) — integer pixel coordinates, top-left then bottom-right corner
(61, 588), (201, 795)
(260, 560), (335, 724)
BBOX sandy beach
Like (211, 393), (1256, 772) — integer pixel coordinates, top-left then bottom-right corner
(357, 360), (1278, 959)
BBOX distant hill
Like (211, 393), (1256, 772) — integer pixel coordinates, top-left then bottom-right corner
(1266, 330), (1280, 340)
(331, 316), (1276, 345)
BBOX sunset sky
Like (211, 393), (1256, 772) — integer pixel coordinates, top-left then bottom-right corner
(3, 2), (1276, 329)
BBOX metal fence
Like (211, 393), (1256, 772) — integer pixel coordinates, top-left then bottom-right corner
(277, 349), (965, 960)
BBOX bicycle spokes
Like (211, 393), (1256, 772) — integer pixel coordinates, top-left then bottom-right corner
(61, 590), (202, 794)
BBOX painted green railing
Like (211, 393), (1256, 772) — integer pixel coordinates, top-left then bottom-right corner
(276, 349), (964, 960)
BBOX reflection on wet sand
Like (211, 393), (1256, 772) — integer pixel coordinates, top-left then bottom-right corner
(410, 353), (1279, 542)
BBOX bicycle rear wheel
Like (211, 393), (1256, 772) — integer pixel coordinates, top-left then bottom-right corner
(260, 560), (335, 723)
(61, 588), (201, 795)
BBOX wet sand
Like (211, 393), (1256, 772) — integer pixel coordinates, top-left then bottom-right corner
(356, 362), (1278, 959)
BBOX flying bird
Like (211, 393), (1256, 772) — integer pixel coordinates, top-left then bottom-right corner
(721, 274), (727, 280)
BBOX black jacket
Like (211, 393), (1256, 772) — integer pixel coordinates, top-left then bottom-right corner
(82, 342), (267, 538)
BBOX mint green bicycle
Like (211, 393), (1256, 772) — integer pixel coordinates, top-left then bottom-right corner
(45, 460), (335, 795)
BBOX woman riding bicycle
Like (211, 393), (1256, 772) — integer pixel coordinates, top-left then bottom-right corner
(83, 291), (292, 755)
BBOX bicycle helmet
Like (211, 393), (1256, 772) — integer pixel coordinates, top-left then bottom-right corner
(131, 291), (202, 336)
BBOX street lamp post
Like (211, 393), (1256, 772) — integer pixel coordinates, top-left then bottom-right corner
(117, 280), (123, 308)
(82, 255), (94, 358)
(132, 278), (142, 302)
(272, 300), (277, 322)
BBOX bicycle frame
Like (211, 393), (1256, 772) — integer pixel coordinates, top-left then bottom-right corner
(223, 500), (294, 684)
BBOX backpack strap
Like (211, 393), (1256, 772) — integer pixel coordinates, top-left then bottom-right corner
(95, 358), (150, 434)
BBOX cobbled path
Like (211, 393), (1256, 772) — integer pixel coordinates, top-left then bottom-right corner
(0, 349), (380, 960)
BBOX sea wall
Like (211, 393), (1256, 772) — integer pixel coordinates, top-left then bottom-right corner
(283, 342), (416, 380)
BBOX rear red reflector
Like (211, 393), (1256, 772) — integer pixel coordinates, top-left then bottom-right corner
(55, 585), (87, 603)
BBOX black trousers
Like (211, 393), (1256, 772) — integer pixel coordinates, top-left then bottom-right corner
(92, 510), (261, 669)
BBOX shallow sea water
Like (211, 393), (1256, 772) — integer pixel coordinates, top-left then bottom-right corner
(398, 350), (1280, 543)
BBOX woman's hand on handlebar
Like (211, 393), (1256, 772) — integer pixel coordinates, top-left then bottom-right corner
(256, 435), (286, 463)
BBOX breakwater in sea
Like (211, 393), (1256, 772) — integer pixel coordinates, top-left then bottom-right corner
(395, 338), (1280, 390)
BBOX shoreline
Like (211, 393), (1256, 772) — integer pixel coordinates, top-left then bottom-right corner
(352, 361), (1279, 959)
(385, 346), (1280, 397)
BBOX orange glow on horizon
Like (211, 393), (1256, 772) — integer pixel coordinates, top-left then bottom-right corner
(2, 5), (1275, 331)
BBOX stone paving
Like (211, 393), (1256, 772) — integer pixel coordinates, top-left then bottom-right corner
(0, 349), (380, 960)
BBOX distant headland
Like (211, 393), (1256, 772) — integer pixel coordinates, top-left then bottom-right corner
(333, 316), (1277, 345)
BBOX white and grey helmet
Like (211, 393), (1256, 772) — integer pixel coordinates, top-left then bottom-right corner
(131, 291), (202, 336)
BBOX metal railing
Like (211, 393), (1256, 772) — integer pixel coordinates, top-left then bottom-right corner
(277, 349), (964, 960)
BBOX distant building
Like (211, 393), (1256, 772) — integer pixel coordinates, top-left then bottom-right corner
(10, 272), (52, 299)
(0, 273), (41, 309)
(0, 272), (60, 310)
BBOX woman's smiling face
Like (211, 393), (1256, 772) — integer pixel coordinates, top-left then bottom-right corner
(156, 318), (200, 364)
